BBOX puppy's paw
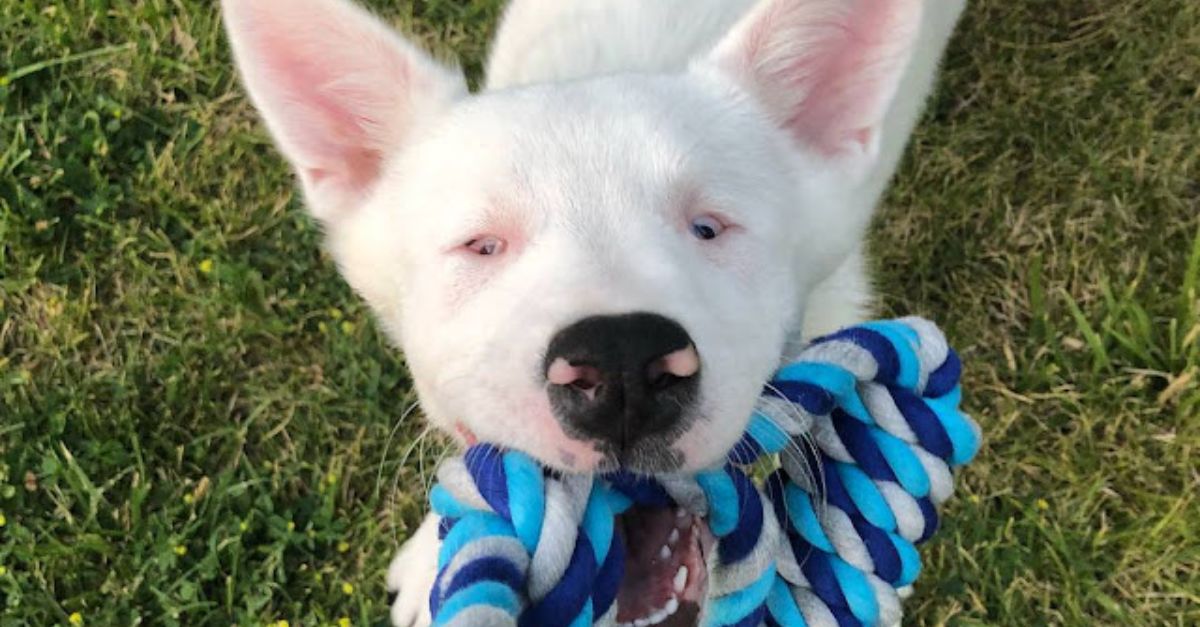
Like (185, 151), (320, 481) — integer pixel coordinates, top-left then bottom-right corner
(387, 514), (440, 627)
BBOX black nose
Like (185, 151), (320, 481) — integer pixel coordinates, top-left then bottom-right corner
(543, 313), (700, 451)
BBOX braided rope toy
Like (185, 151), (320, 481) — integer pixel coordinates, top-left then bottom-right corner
(427, 317), (980, 626)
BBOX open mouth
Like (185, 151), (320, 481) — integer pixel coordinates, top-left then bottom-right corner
(615, 505), (716, 627)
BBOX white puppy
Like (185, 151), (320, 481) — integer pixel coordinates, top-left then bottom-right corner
(222, 0), (966, 624)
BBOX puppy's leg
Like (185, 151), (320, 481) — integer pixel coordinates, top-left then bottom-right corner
(388, 514), (440, 627)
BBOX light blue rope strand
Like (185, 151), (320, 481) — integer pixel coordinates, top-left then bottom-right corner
(891, 532), (922, 586)
(581, 487), (615, 564)
(748, 412), (793, 453)
(870, 429), (930, 497)
(705, 564), (777, 626)
(430, 484), (476, 519)
(774, 362), (874, 423)
(438, 514), (515, 571)
(830, 556), (878, 624)
(784, 485), (836, 553)
(836, 462), (897, 531)
(927, 390), (981, 466)
(503, 451), (545, 553)
(696, 470), (739, 536)
(766, 578), (809, 627)
(860, 321), (921, 390)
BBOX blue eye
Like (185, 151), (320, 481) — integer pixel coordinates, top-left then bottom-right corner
(464, 236), (505, 256)
(690, 215), (724, 241)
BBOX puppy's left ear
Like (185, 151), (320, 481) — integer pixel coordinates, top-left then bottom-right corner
(699, 0), (922, 178)
(222, 0), (466, 222)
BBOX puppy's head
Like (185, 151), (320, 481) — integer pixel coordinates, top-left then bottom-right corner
(223, 0), (920, 474)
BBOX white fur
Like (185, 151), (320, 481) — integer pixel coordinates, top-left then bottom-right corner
(486, 0), (755, 88)
(222, 0), (966, 624)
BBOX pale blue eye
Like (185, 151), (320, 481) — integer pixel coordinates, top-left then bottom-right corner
(465, 236), (505, 256)
(690, 216), (724, 241)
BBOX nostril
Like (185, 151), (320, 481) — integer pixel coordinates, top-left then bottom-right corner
(646, 344), (700, 390)
(547, 358), (604, 400)
(647, 372), (679, 391)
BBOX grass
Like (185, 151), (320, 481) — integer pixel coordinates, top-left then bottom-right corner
(1, 0), (1197, 625)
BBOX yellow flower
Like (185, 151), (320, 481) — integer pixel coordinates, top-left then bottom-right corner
(274, 621), (289, 627)
(0, 565), (8, 576)
(198, 258), (214, 274)
(287, 521), (296, 532)
(338, 618), (352, 627)
(968, 494), (981, 505)
(341, 582), (355, 595)
(44, 297), (64, 318)
(1036, 499), (1050, 511)
(318, 322), (329, 333)
(183, 494), (194, 505)
(340, 321), (355, 334)
(239, 520), (249, 532)
(328, 308), (343, 320)
(173, 544), (187, 556)
(337, 541), (350, 554)
(0, 512), (6, 527)
(69, 612), (83, 625)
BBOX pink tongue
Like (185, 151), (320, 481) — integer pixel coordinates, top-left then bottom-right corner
(615, 507), (709, 626)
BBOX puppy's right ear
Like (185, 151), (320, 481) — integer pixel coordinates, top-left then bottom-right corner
(223, 0), (466, 223)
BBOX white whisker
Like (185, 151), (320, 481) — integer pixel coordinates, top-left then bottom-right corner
(754, 385), (829, 533)
(375, 400), (423, 501)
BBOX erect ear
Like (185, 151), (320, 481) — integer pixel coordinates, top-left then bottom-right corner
(222, 0), (466, 222)
(702, 0), (922, 171)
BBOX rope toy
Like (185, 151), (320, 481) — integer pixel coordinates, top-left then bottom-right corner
(427, 317), (981, 626)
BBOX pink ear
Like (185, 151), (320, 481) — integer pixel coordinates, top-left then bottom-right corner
(223, 0), (465, 221)
(706, 0), (922, 162)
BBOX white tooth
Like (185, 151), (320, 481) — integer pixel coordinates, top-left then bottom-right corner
(659, 544), (671, 560)
(673, 566), (688, 592)
(664, 597), (679, 616)
(668, 528), (680, 545)
(634, 618), (650, 627)
(647, 606), (670, 625)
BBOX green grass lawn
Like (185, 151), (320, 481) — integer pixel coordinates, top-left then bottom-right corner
(2, 0), (1197, 625)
